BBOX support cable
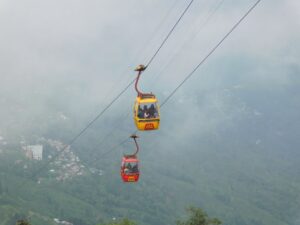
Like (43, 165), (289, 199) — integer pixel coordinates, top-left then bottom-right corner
(161, 0), (261, 107)
(23, 0), (195, 182)
(146, 0), (194, 67)
(90, 0), (262, 164)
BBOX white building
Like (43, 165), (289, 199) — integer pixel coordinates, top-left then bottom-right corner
(26, 145), (43, 160)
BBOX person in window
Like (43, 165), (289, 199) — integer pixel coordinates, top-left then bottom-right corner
(149, 104), (156, 118)
(132, 164), (138, 173)
(124, 166), (129, 174)
(138, 105), (143, 118)
(124, 162), (132, 174)
(143, 105), (150, 118)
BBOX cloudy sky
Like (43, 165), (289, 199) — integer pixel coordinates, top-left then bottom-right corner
(0, 0), (299, 142)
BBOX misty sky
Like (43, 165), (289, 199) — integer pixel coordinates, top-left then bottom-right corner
(0, 0), (299, 144)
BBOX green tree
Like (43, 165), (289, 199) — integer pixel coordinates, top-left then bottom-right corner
(176, 206), (222, 225)
(98, 218), (136, 225)
(16, 220), (31, 225)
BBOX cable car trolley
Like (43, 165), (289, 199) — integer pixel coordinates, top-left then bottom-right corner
(133, 65), (160, 131)
(120, 135), (140, 182)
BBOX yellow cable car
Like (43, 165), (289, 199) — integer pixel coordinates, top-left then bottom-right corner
(133, 65), (160, 131)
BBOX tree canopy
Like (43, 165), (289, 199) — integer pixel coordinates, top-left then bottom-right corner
(16, 220), (31, 225)
(176, 206), (222, 225)
(98, 218), (136, 225)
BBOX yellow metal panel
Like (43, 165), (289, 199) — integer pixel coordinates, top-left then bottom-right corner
(133, 96), (160, 131)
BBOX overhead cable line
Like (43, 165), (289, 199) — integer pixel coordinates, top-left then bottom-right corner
(72, 0), (194, 165)
(93, 137), (130, 160)
(135, 0), (180, 62)
(89, 0), (262, 164)
(161, 0), (262, 107)
(88, 0), (223, 158)
(88, 110), (132, 161)
(32, 0), (262, 178)
(89, 138), (131, 166)
(70, 0), (196, 164)
(96, 0), (178, 116)
(150, 0), (225, 85)
(67, 80), (135, 147)
(26, 79), (135, 181)
(85, 0), (196, 161)
(71, 0), (194, 149)
(86, 0), (188, 156)
(146, 0), (194, 67)
(24, 0), (195, 182)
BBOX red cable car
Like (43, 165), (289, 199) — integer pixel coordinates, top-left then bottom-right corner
(120, 135), (140, 183)
(120, 155), (139, 182)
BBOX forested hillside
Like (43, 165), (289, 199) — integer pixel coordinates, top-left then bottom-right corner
(0, 74), (299, 225)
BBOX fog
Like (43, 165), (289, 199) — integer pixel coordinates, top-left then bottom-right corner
(0, 0), (299, 223)
(0, 0), (298, 158)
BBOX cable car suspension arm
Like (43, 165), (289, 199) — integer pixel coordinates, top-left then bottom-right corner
(134, 65), (152, 97)
(130, 134), (139, 156)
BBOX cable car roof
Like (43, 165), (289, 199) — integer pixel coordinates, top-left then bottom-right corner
(136, 96), (158, 103)
(122, 156), (139, 162)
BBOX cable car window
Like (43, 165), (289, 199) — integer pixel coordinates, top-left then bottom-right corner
(137, 103), (159, 119)
(124, 162), (139, 174)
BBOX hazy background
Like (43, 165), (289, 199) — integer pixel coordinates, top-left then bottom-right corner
(0, 0), (299, 224)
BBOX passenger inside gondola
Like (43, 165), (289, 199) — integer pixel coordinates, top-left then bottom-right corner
(137, 103), (158, 119)
(138, 105), (143, 118)
(124, 162), (138, 174)
(143, 105), (150, 118)
(132, 164), (139, 173)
